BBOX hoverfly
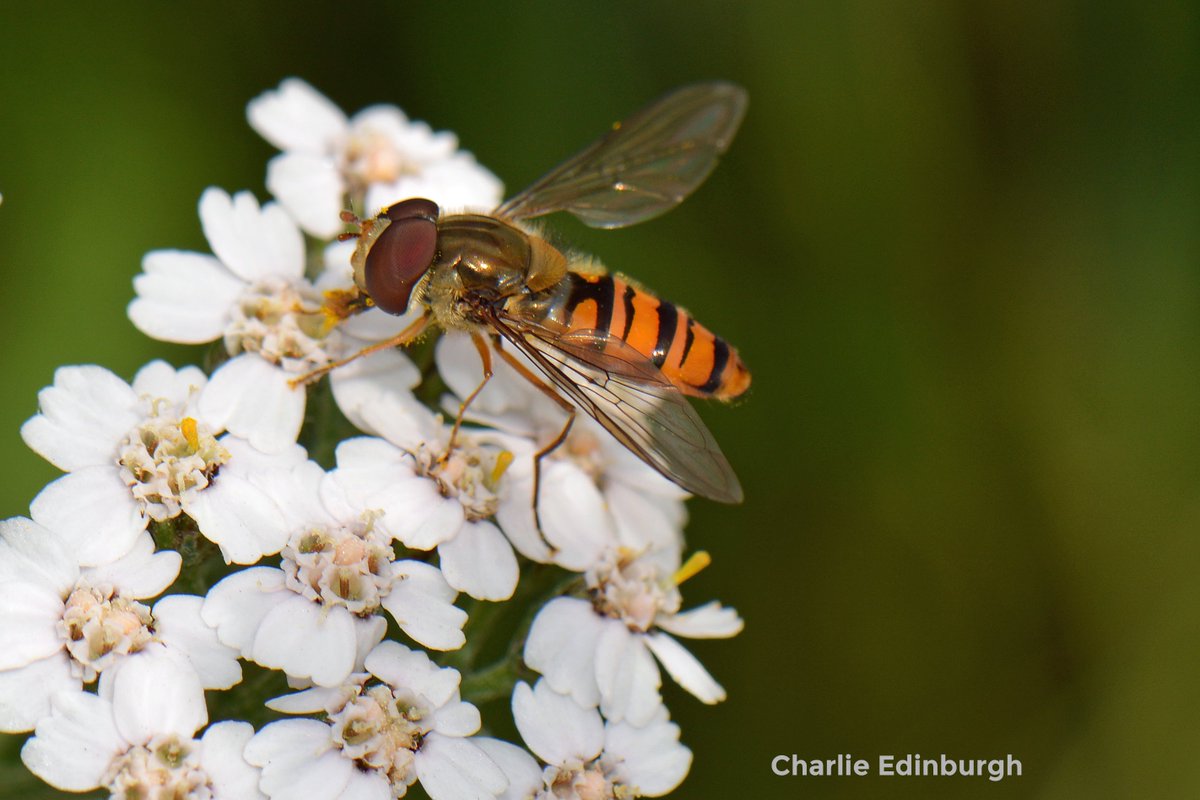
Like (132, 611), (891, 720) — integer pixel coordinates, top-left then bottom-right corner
(333, 82), (750, 503)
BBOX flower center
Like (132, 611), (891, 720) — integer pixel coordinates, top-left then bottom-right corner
(415, 438), (512, 521)
(280, 514), (396, 615)
(542, 760), (629, 800)
(117, 406), (229, 522)
(344, 129), (420, 189)
(587, 557), (681, 633)
(103, 734), (213, 800)
(329, 684), (430, 790)
(224, 278), (336, 373)
(58, 583), (155, 683)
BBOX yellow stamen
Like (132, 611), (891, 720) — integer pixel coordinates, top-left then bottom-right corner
(673, 551), (711, 586)
(180, 418), (199, 451)
(490, 450), (514, 485)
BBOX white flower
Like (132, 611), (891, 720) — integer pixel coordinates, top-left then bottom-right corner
(247, 77), (504, 238)
(21, 654), (261, 798)
(127, 188), (422, 453)
(321, 414), (526, 601)
(20, 361), (309, 566)
(524, 550), (742, 726)
(481, 679), (692, 799)
(436, 333), (688, 570)
(0, 518), (239, 733)
(201, 456), (467, 688)
(246, 641), (506, 800)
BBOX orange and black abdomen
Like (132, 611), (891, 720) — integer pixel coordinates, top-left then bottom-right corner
(560, 272), (750, 400)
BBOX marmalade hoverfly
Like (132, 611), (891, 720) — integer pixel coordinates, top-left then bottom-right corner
(332, 82), (750, 503)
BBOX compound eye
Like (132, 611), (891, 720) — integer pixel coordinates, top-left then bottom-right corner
(364, 214), (438, 315)
(384, 197), (440, 224)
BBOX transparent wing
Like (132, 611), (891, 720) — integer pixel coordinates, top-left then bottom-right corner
(486, 311), (743, 503)
(494, 82), (748, 229)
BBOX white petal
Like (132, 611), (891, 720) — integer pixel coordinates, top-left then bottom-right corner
(264, 684), (345, 714)
(0, 516), (77, 592)
(438, 520), (518, 601)
(266, 152), (347, 239)
(364, 642), (460, 709)
(522, 598), (603, 708)
(329, 348), (426, 441)
(246, 719), (352, 800)
(200, 188), (305, 283)
(253, 597), (357, 686)
(84, 532), (181, 598)
(595, 624), (662, 726)
(604, 712), (692, 796)
(201, 721), (266, 800)
(20, 364), (140, 471)
(185, 465), (292, 565)
(30, 466), (146, 567)
(201, 567), (290, 652)
(247, 77), (349, 155)
(430, 700), (481, 738)
(403, 490), (467, 551)
(21, 691), (123, 791)
(656, 601), (744, 639)
(352, 616), (389, 674)
(152, 595), (242, 690)
(0, 652), (76, 733)
(380, 561), (467, 651)
(110, 648), (207, 742)
(339, 770), (394, 800)
(130, 361), (208, 407)
(128, 250), (243, 344)
(435, 332), (541, 426)
(365, 155), (504, 217)
(473, 738), (542, 800)
(415, 733), (508, 800)
(644, 632), (727, 704)
(0, 582), (68, 668)
(512, 680), (603, 766)
(199, 355), (306, 454)
(536, 461), (615, 571)
(607, 480), (687, 556)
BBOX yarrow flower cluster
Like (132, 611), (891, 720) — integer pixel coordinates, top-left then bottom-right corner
(4, 78), (742, 799)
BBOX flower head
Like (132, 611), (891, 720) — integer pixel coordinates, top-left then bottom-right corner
(20, 654), (259, 798)
(202, 457), (467, 687)
(492, 679), (693, 799)
(0, 517), (239, 733)
(524, 548), (743, 725)
(247, 641), (506, 800)
(247, 77), (503, 238)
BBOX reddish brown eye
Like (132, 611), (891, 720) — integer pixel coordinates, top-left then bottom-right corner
(364, 200), (440, 315)
(384, 197), (439, 223)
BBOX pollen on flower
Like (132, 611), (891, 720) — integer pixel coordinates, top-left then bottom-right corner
(414, 436), (512, 521)
(328, 684), (430, 791)
(587, 556), (682, 633)
(224, 277), (338, 374)
(102, 734), (211, 799)
(545, 759), (632, 800)
(344, 129), (424, 192)
(280, 513), (397, 615)
(117, 402), (229, 521)
(57, 583), (155, 683)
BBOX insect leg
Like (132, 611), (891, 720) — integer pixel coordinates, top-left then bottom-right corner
(445, 332), (495, 454)
(288, 311), (433, 388)
(492, 339), (576, 545)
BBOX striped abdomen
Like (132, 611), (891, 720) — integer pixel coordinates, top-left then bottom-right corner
(551, 271), (750, 400)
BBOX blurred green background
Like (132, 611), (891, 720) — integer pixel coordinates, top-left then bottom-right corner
(2, 2), (1198, 798)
